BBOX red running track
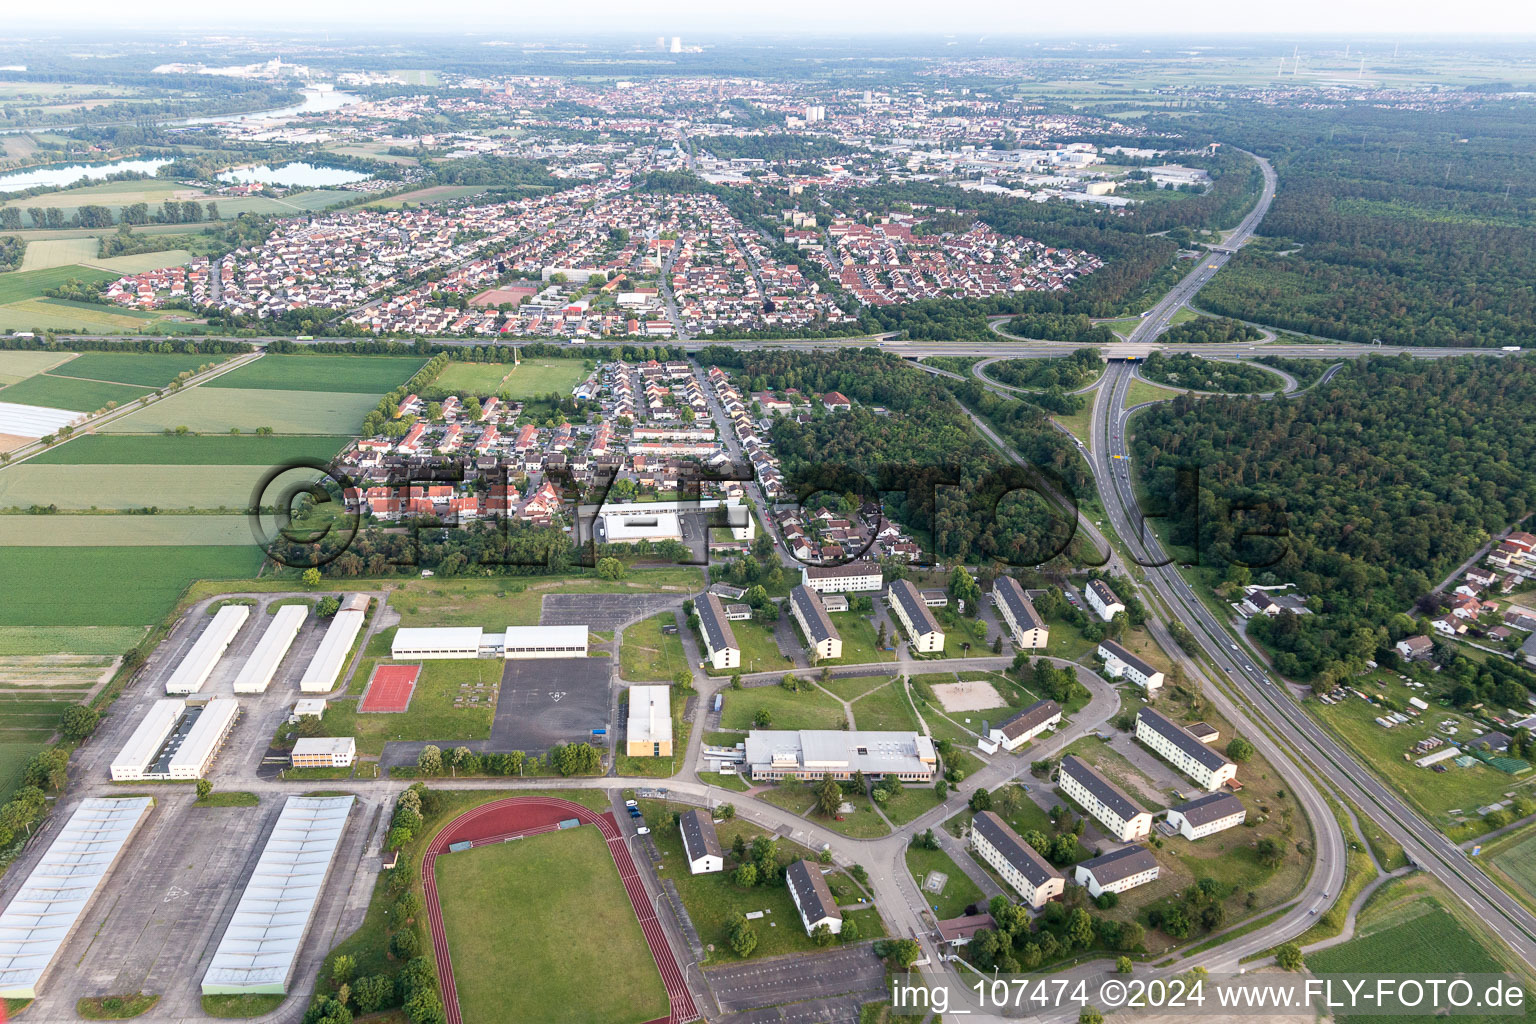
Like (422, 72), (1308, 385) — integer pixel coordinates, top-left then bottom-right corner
(359, 663), (419, 713)
(421, 797), (700, 1024)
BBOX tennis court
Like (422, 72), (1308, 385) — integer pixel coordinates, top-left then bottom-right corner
(360, 663), (421, 712)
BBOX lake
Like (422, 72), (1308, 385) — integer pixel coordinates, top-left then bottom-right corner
(0, 158), (172, 194)
(217, 162), (371, 188)
(174, 89), (363, 127)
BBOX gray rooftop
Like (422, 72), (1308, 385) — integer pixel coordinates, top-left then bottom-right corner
(1099, 638), (1157, 678)
(1137, 707), (1233, 772)
(972, 811), (1062, 888)
(805, 561), (882, 579)
(679, 809), (722, 863)
(994, 576), (1043, 632)
(889, 579), (941, 637)
(696, 592), (738, 654)
(1060, 754), (1147, 824)
(791, 585), (840, 645)
(998, 699), (1061, 741)
(785, 859), (841, 925)
(1169, 791), (1246, 827)
(1077, 844), (1158, 885)
(1087, 579), (1121, 607)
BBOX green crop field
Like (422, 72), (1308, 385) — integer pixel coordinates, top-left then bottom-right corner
(101, 387), (381, 435)
(0, 740), (40, 805)
(0, 298), (159, 333)
(0, 464), (281, 510)
(19, 237), (98, 272)
(51, 352), (233, 388)
(0, 625), (146, 655)
(84, 250), (192, 275)
(206, 355), (425, 394)
(0, 545), (266, 626)
(497, 358), (590, 400)
(0, 515), (256, 546)
(0, 265), (117, 304)
(434, 827), (668, 1024)
(0, 350), (76, 386)
(207, 190), (353, 217)
(0, 177), (186, 215)
(26, 433), (349, 465)
(0, 373), (148, 412)
(1485, 826), (1536, 913)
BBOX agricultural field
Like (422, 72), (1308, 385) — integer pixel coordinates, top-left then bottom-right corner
(0, 625), (146, 656)
(0, 350), (75, 386)
(0, 546), (266, 626)
(19, 237), (98, 271)
(0, 463), (280, 509)
(0, 298), (162, 333)
(365, 185), (486, 209)
(0, 515), (255, 546)
(84, 249), (193, 275)
(0, 177), (189, 218)
(206, 354), (424, 394)
(0, 740), (40, 806)
(1480, 823), (1536, 915)
(50, 351), (232, 388)
(0, 372), (148, 412)
(433, 827), (668, 1024)
(100, 387), (381, 434)
(0, 265), (117, 304)
(26, 432), (349, 465)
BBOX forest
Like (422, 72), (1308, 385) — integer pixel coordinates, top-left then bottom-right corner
(1165, 101), (1536, 347)
(1131, 355), (1536, 683)
(1138, 353), (1282, 394)
(1004, 313), (1117, 345)
(986, 349), (1103, 391)
(1158, 316), (1263, 344)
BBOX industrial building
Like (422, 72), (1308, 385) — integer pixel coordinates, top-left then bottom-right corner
(743, 730), (936, 782)
(626, 685), (673, 757)
(1136, 707), (1238, 791)
(300, 596), (368, 693)
(1166, 792), (1247, 840)
(1058, 754), (1153, 842)
(1097, 639), (1164, 692)
(988, 699), (1061, 752)
(165, 604), (249, 694)
(1074, 845), (1160, 898)
(970, 810), (1064, 909)
(202, 796), (355, 995)
(0, 797), (153, 999)
(233, 604), (308, 693)
(785, 859), (842, 936)
(695, 592), (740, 670)
(679, 809), (723, 874)
(587, 498), (754, 544)
(388, 625), (588, 660)
(290, 737), (356, 768)
(888, 579), (944, 653)
(801, 562), (883, 594)
(790, 585), (842, 661)
(993, 577), (1049, 649)
(109, 697), (238, 781)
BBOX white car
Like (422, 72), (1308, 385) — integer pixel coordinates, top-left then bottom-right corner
(636, 826), (651, 835)
(624, 799), (638, 808)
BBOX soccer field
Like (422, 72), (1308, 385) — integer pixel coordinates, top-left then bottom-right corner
(433, 827), (669, 1024)
(101, 387), (381, 434)
(497, 358), (591, 399)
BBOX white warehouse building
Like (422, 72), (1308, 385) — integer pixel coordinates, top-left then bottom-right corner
(166, 604), (249, 694)
(388, 625), (588, 660)
(300, 596), (368, 693)
(110, 699), (187, 781)
(167, 698), (240, 780)
(233, 605), (308, 694)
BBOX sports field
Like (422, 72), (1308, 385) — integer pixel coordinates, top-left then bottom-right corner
(206, 354), (425, 394)
(47, 352), (233, 388)
(0, 463), (298, 510)
(101, 387), (382, 435)
(359, 663), (419, 713)
(0, 373), (148, 412)
(496, 358), (590, 400)
(433, 361), (518, 395)
(0, 515), (255, 545)
(0, 350), (76, 386)
(0, 298), (160, 332)
(433, 827), (669, 1024)
(26, 433), (349, 465)
(0, 545), (266, 626)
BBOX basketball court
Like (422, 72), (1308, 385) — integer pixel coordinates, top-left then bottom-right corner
(360, 663), (421, 713)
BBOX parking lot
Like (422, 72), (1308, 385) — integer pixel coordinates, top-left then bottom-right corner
(490, 657), (612, 751)
(541, 592), (683, 630)
(705, 944), (887, 1014)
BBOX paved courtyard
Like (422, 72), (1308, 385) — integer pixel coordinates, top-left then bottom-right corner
(489, 657), (612, 751)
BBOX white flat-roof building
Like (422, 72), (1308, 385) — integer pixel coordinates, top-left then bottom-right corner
(299, 597), (367, 693)
(1059, 754), (1153, 842)
(1136, 707), (1237, 791)
(110, 699), (186, 781)
(889, 580), (944, 653)
(502, 625), (587, 659)
(801, 563), (883, 593)
(626, 685), (673, 758)
(290, 737), (356, 768)
(743, 730), (936, 782)
(0, 797), (153, 999)
(168, 697), (240, 779)
(994, 577), (1048, 649)
(202, 796), (354, 995)
(166, 604), (249, 694)
(1074, 845), (1159, 898)
(1166, 792), (1247, 840)
(233, 604), (308, 693)
(1097, 639), (1164, 692)
(391, 626), (484, 660)
(292, 699), (327, 719)
(970, 810), (1064, 909)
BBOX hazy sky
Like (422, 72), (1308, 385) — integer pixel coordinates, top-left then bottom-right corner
(16, 0), (1536, 36)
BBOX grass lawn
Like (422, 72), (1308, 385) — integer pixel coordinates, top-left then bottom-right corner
(1061, 735), (1170, 809)
(1481, 822), (1536, 916)
(0, 372), (148, 412)
(25, 432), (350, 465)
(719, 684), (846, 731)
(200, 994), (283, 1018)
(851, 679), (921, 732)
(434, 361), (519, 395)
(1052, 405), (1095, 451)
(619, 613), (687, 680)
(50, 352), (232, 388)
(904, 843), (986, 919)
(101, 387), (382, 435)
(1311, 695), (1532, 836)
(193, 791), (259, 807)
(76, 992), (160, 1019)
(882, 784), (945, 827)
(818, 674), (893, 701)
(818, 614), (895, 665)
(497, 358), (590, 400)
(207, 354), (425, 394)
(707, 618), (792, 675)
(0, 545), (266, 626)
(1122, 377), (1180, 410)
(756, 782), (891, 838)
(434, 826), (668, 1024)
(390, 570), (703, 628)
